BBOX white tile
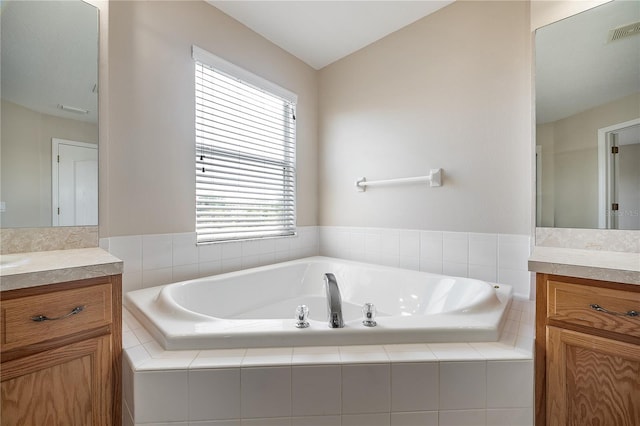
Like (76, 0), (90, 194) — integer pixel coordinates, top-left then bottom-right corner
(122, 357), (135, 420)
(340, 346), (389, 363)
(443, 261), (468, 278)
(384, 344), (437, 363)
(191, 420), (241, 426)
(419, 231), (442, 261)
(468, 233), (497, 267)
(468, 342), (529, 361)
(486, 407), (533, 426)
(142, 233), (173, 270)
(292, 346), (341, 365)
(291, 415), (341, 426)
(221, 257), (242, 273)
(188, 368), (241, 421)
(439, 409), (486, 426)
(122, 270), (143, 294)
(428, 343), (482, 361)
(497, 269), (532, 298)
(341, 413), (390, 426)
(241, 417), (292, 426)
(486, 360), (533, 409)
(190, 349), (246, 368)
(124, 344), (151, 369)
(419, 259), (442, 274)
(497, 235), (530, 271)
(242, 347), (292, 367)
(442, 232), (468, 264)
(390, 411), (438, 426)
(199, 260), (221, 277)
(131, 326), (155, 345)
(399, 230), (420, 258)
(242, 239), (264, 257)
(199, 242), (222, 263)
(380, 229), (400, 257)
(241, 367), (292, 418)
(122, 330), (140, 349)
(398, 256), (419, 271)
(342, 364), (390, 414)
(292, 365), (341, 416)
(349, 231), (366, 259)
(439, 361), (486, 410)
(134, 370), (188, 423)
(274, 236), (291, 253)
(468, 264), (497, 282)
(221, 241), (242, 260)
(142, 267), (173, 288)
(109, 235), (143, 272)
(365, 231), (382, 254)
(173, 263), (199, 282)
(391, 362), (439, 412)
(173, 232), (198, 266)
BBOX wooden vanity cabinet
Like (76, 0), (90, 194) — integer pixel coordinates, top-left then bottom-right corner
(535, 273), (640, 426)
(0, 275), (122, 426)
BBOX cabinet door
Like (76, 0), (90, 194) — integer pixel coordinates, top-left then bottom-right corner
(547, 326), (640, 426)
(1, 335), (111, 426)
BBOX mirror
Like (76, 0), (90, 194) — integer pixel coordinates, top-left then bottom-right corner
(1, 0), (99, 228)
(535, 0), (640, 230)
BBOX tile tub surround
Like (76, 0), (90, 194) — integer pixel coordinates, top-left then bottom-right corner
(103, 226), (532, 299)
(319, 227), (532, 298)
(100, 227), (320, 295)
(122, 299), (535, 426)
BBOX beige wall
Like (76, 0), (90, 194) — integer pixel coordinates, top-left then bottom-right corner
(0, 100), (98, 228)
(537, 92), (640, 228)
(103, 0), (318, 237)
(318, 1), (532, 234)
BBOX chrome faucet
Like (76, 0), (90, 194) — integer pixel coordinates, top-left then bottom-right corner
(324, 273), (344, 328)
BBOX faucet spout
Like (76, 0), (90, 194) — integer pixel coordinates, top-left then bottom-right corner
(324, 273), (344, 328)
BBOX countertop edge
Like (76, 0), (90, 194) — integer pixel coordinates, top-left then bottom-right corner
(528, 246), (640, 286)
(1, 248), (123, 292)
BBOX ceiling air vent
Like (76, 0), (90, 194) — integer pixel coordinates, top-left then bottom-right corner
(608, 21), (640, 42)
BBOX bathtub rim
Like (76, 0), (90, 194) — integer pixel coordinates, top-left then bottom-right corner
(125, 256), (513, 350)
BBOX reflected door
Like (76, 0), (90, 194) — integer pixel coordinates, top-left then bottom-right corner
(52, 138), (98, 226)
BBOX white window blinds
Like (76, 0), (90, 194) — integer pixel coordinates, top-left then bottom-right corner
(194, 47), (297, 244)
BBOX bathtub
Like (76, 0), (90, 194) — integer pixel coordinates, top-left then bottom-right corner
(125, 256), (512, 350)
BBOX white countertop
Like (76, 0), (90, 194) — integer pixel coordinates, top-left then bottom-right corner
(0, 248), (123, 292)
(528, 246), (640, 285)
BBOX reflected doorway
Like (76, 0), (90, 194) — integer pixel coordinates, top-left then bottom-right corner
(52, 138), (98, 226)
(598, 119), (640, 230)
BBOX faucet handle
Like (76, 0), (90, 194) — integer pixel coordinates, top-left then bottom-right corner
(295, 305), (310, 328)
(362, 303), (377, 327)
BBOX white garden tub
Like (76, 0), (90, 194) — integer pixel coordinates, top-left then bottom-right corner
(125, 256), (512, 350)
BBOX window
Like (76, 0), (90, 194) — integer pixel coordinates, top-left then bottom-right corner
(193, 47), (297, 244)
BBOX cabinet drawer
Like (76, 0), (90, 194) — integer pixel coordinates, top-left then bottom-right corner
(548, 280), (640, 338)
(1, 283), (112, 351)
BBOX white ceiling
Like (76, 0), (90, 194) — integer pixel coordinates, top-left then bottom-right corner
(207, 1), (454, 70)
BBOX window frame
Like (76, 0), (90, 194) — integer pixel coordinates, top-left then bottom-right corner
(193, 46), (297, 244)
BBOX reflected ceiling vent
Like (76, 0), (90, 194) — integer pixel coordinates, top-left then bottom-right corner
(608, 21), (640, 42)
